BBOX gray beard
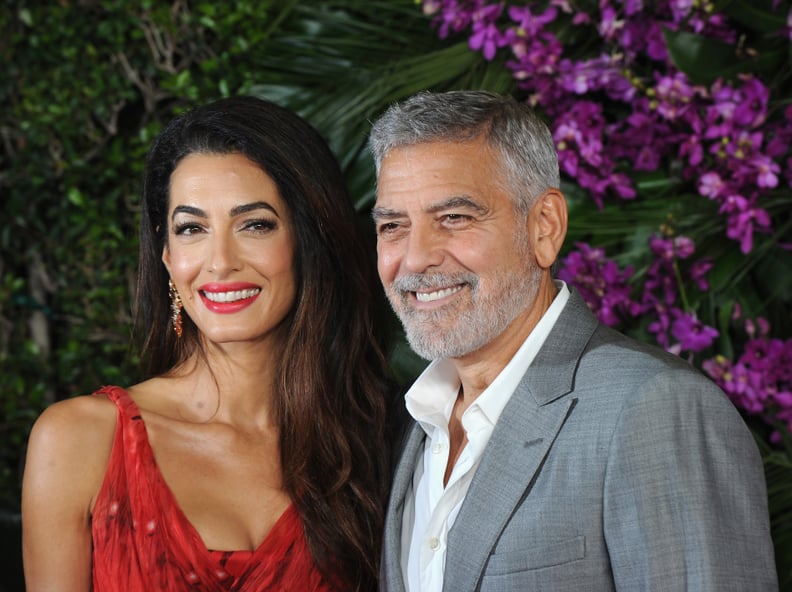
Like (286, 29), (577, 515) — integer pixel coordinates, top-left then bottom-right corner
(388, 263), (540, 360)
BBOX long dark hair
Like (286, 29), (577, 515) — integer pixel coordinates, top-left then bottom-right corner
(136, 96), (392, 590)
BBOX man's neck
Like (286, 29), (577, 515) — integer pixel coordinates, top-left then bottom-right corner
(450, 275), (558, 404)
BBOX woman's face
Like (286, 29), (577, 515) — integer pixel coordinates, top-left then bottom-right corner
(162, 152), (297, 348)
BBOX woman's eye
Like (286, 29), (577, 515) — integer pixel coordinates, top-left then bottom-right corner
(173, 222), (203, 236)
(243, 219), (277, 233)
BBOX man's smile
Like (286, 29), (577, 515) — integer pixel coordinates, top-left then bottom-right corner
(414, 285), (464, 303)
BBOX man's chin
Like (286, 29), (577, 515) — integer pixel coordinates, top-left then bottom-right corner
(403, 328), (481, 360)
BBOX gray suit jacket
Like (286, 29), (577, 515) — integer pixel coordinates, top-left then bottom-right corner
(381, 290), (777, 591)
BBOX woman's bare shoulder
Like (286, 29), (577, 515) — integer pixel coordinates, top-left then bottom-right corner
(22, 390), (125, 531)
(21, 392), (122, 588)
(29, 392), (118, 446)
(24, 393), (119, 496)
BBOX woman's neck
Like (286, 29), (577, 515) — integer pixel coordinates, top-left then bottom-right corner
(157, 339), (282, 430)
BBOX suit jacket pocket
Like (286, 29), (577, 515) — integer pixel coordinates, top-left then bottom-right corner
(485, 535), (585, 575)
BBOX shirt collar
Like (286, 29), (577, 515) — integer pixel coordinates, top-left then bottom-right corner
(405, 281), (570, 433)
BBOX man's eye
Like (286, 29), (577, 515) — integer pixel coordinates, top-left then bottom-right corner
(377, 222), (400, 235)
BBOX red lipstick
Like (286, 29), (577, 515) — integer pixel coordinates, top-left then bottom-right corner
(198, 282), (261, 314)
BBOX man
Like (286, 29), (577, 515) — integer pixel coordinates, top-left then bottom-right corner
(369, 90), (777, 591)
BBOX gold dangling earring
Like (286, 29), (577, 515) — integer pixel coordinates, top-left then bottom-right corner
(168, 279), (183, 338)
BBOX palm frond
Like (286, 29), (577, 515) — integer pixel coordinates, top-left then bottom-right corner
(248, 0), (512, 210)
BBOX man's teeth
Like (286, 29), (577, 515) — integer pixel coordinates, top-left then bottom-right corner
(203, 288), (261, 303)
(415, 286), (462, 302)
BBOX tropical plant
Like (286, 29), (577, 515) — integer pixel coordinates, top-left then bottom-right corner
(411, 0), (792, 584)
(0, 0), (503, 508)
(2, 0), (282, 514)
(2, 0), (789, 588)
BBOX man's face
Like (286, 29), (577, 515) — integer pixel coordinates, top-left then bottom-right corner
(372, 138), (541, 360)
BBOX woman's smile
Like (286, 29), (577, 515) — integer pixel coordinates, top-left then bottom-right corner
(199, 282), (262, 313)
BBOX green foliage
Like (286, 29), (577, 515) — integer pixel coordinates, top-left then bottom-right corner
(4, 3), (788, 586)
(1, 0), (458, 512)
(1, 0), (282, 509)
(672, 0), (789, 86)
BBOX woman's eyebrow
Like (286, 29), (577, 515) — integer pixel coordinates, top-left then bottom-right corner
(229, 201), (280, 217)
(171, 201), (279, 220)
(172, 205), (206, 220)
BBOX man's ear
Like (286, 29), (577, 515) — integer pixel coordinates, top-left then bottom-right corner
(528, 189), (568, 270)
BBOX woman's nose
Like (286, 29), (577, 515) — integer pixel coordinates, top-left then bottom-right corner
(207, 232), (242, 275)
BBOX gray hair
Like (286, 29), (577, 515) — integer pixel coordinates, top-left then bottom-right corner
(368, 90), (560, 213)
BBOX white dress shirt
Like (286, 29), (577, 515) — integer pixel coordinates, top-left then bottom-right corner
(401, 281), (570, 592)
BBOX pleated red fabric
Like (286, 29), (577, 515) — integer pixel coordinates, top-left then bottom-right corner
(91, 385), (334, 591)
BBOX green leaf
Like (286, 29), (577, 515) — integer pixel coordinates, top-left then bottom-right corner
(663, 28), (738, 85)
(717, 0), (788, 33)
(664, 25), (789, 84)
(66, 187), (84, 207)
(18, 8), (33, 27)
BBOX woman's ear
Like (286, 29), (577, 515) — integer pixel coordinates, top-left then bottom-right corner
(162, 243), (171, 273)
(528, 189), (568, 270)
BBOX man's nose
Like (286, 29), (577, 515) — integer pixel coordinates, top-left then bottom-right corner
(401, 224), (444, 274)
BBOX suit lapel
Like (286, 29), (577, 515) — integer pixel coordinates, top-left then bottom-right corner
(381, 423), (425, 592)
(442, 394), (577, 591)
(443, 290), (598, 591)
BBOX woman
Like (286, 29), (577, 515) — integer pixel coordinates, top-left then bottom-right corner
(21, 96), (393, 591)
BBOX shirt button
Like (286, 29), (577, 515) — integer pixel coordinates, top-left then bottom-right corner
(428, 537), (440, 550)
(432, 443), (443, 454)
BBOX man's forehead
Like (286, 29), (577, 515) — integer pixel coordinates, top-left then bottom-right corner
(379, 139), (488, 167)
(375, 141), (500, 209)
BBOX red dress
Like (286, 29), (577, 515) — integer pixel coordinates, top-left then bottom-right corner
(91, 385), (334, 591)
